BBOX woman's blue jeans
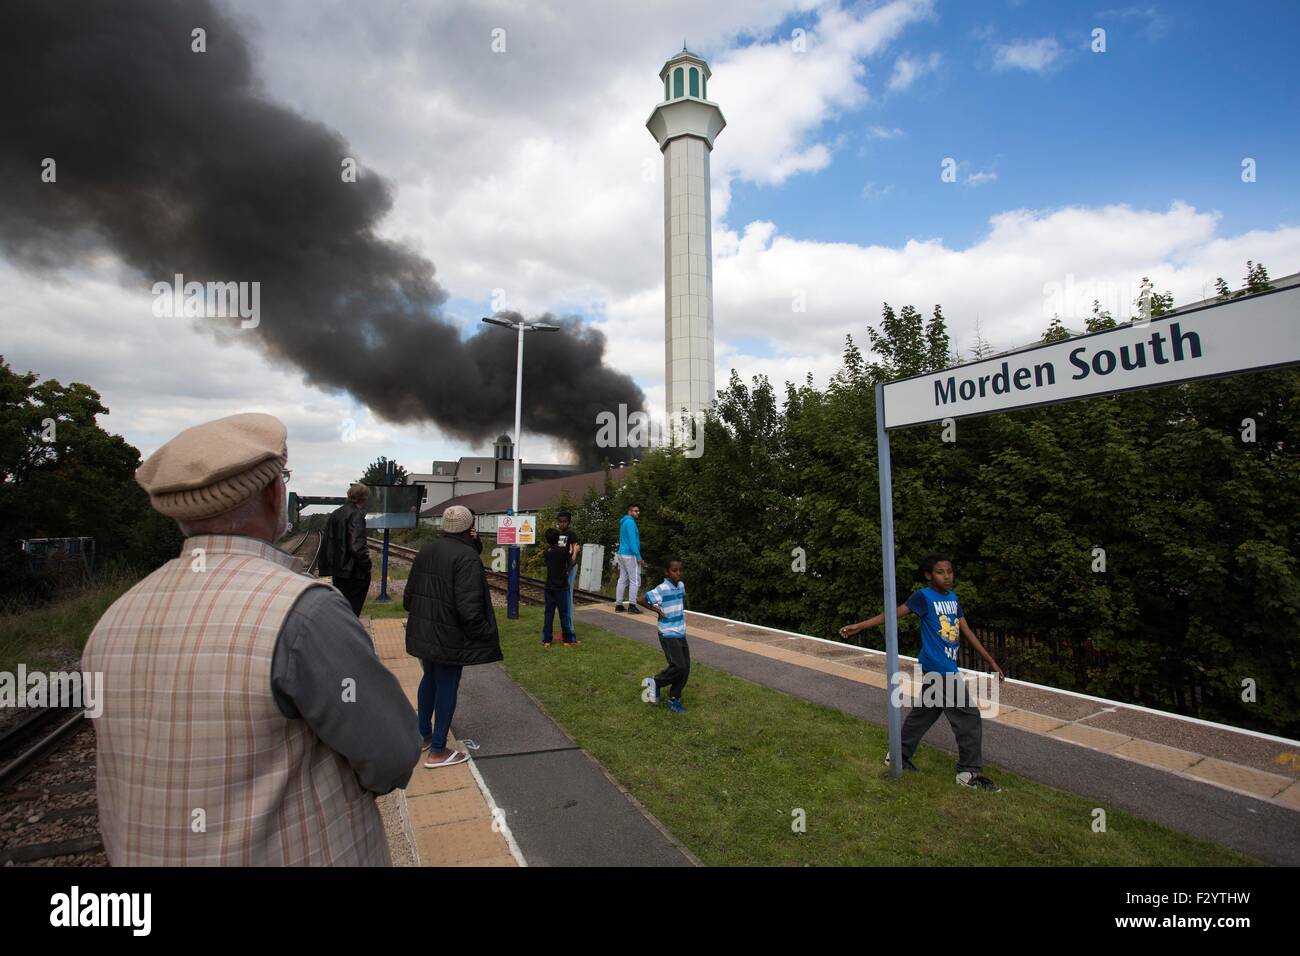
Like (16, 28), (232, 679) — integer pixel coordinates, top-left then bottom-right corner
(417, 661), (464, 751)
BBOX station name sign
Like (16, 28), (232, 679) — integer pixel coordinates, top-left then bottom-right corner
(880, 285), (1300, 430)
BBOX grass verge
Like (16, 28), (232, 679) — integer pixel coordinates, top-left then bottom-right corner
(0, 571), (140, 673)
(495, 607), (1252, 866)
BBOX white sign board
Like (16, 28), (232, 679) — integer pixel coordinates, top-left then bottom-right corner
(881, 286), (1300, 430)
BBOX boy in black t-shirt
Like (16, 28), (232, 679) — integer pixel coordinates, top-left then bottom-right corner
(541, 528), (578, 646)
(556, 510), (580, 627)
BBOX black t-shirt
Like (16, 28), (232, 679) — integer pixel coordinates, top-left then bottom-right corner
(556, 528), (579, 567)
(543, 545), (570, 588)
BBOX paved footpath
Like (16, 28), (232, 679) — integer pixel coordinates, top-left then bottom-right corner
(369, 617), (693, 867)
(370, 618), (519, 866)
(578, 605), (1300, 866)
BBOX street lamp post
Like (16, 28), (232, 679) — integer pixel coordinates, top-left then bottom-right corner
(481, 315), (559, 618)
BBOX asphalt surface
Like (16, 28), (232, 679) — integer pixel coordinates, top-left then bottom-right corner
(451, 661), (694, 867)
(579, 607), (1300, 867)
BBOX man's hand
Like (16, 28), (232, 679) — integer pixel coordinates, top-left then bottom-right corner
(839, 622), (861, 639)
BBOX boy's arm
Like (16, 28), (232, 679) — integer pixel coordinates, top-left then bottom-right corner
(958, 617), (1004, 680)
(637, 589), (665, 619)
(840, 604), (910, 639)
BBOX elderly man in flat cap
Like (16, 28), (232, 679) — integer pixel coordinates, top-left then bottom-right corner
(83, 413), (421, 866)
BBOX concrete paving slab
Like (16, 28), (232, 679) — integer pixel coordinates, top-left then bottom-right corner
(406, 788), (485, 828)
(1049, 723), (1132, 752)
(406, 762), (476, 796)
(990, 709), (1068, 733)
(1112, 739), (1202, 772)
(1275, 782), (1300, 811)
(1078, 708), (1300, 779)
(1184, 758), (1292, 799)
(411, 816), (512, 867)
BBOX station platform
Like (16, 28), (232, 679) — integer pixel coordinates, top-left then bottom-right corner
(577, 605), (1300, 866)
(368, 617), (694, 867)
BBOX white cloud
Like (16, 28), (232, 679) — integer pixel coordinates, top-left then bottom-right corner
(866, 124), (906, 139)
(1095, 7), (1169, 42)
(887, 51), (941, 91)
(691, 202), (1300, 374)
(994, 37), (1064, 73)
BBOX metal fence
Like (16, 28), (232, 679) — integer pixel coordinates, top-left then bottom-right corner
(19, 537), (96, 592)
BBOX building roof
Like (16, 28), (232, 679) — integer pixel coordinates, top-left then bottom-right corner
(420, 465), (633, 519)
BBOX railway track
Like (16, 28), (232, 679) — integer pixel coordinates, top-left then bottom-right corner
(0, 701), (101, 866)
(282, 529), (322, 575)
(367, 537), (611, 607)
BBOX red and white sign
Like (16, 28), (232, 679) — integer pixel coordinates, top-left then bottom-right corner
(496, 515), (536, 545)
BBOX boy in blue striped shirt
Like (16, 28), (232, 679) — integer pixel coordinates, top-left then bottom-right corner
(638, 558), (689, 713)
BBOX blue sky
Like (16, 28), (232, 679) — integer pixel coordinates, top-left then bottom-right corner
(728, 1), (1300, 252)
(9, 0), (1299, 493)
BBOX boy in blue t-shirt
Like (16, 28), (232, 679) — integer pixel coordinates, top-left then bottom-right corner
(638, 557), (688, 714)
(841, 552), (1005, 791)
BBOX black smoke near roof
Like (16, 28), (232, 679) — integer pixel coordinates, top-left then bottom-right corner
(0, 0), (646, 467)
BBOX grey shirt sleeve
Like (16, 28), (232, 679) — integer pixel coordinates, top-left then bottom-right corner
(271, 586), (421, 794)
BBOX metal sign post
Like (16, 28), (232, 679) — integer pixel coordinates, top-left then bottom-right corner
(875, 382), (904, 777)
(377, 459), (394, 603)
(873, 285), (1300, 779)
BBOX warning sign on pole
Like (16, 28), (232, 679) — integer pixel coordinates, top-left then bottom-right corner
(516, 515), (536, 545)
(496, 515), (537, 545)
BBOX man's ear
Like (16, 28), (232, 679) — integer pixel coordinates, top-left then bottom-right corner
(263, 476), (282, 513)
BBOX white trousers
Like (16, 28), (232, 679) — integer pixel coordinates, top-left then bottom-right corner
(615, 554), (640, 604)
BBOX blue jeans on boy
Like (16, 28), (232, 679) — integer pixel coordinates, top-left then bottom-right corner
(417, 660), (464, 751)
(566, 563), (578, 624)
(543, 585), (576, 643)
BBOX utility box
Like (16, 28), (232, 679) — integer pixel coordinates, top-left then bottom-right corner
(578, 543), (604, 592)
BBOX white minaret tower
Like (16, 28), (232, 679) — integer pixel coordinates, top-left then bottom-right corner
(646, 47), (725, 433)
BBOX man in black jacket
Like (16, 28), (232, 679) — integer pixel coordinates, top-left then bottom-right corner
(404, 505), (502, 767)
(321, 483), (372, 616)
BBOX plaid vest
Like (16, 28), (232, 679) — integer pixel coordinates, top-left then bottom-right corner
(83, 535), (391, 866)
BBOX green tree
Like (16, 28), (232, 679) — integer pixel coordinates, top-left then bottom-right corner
(359, 456), (408, 484)
(0, 357), (181, 605)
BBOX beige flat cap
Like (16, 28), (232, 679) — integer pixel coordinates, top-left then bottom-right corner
(136, 413), (287, 520)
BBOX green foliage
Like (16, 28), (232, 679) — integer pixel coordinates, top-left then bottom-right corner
(589, 263), (1299, 736)
(0, 357), (182, 607)
(359, 456), (409, 484)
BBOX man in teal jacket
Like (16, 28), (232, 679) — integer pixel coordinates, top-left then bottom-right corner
(614, 503), (643, 613)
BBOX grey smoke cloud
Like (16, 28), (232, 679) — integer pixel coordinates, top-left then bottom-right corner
(0, 0), (645, 467)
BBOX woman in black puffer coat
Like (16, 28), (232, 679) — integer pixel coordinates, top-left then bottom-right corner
(404, 506), (501, 767)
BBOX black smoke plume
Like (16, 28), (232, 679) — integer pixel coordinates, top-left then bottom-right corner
(0, 0), (645, 467)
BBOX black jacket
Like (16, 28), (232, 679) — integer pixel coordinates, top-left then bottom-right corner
(404, 534), (502, 666)
(320, 504), (371, 579)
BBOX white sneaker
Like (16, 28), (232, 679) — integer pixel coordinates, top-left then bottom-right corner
(641, 676), (658, 704)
